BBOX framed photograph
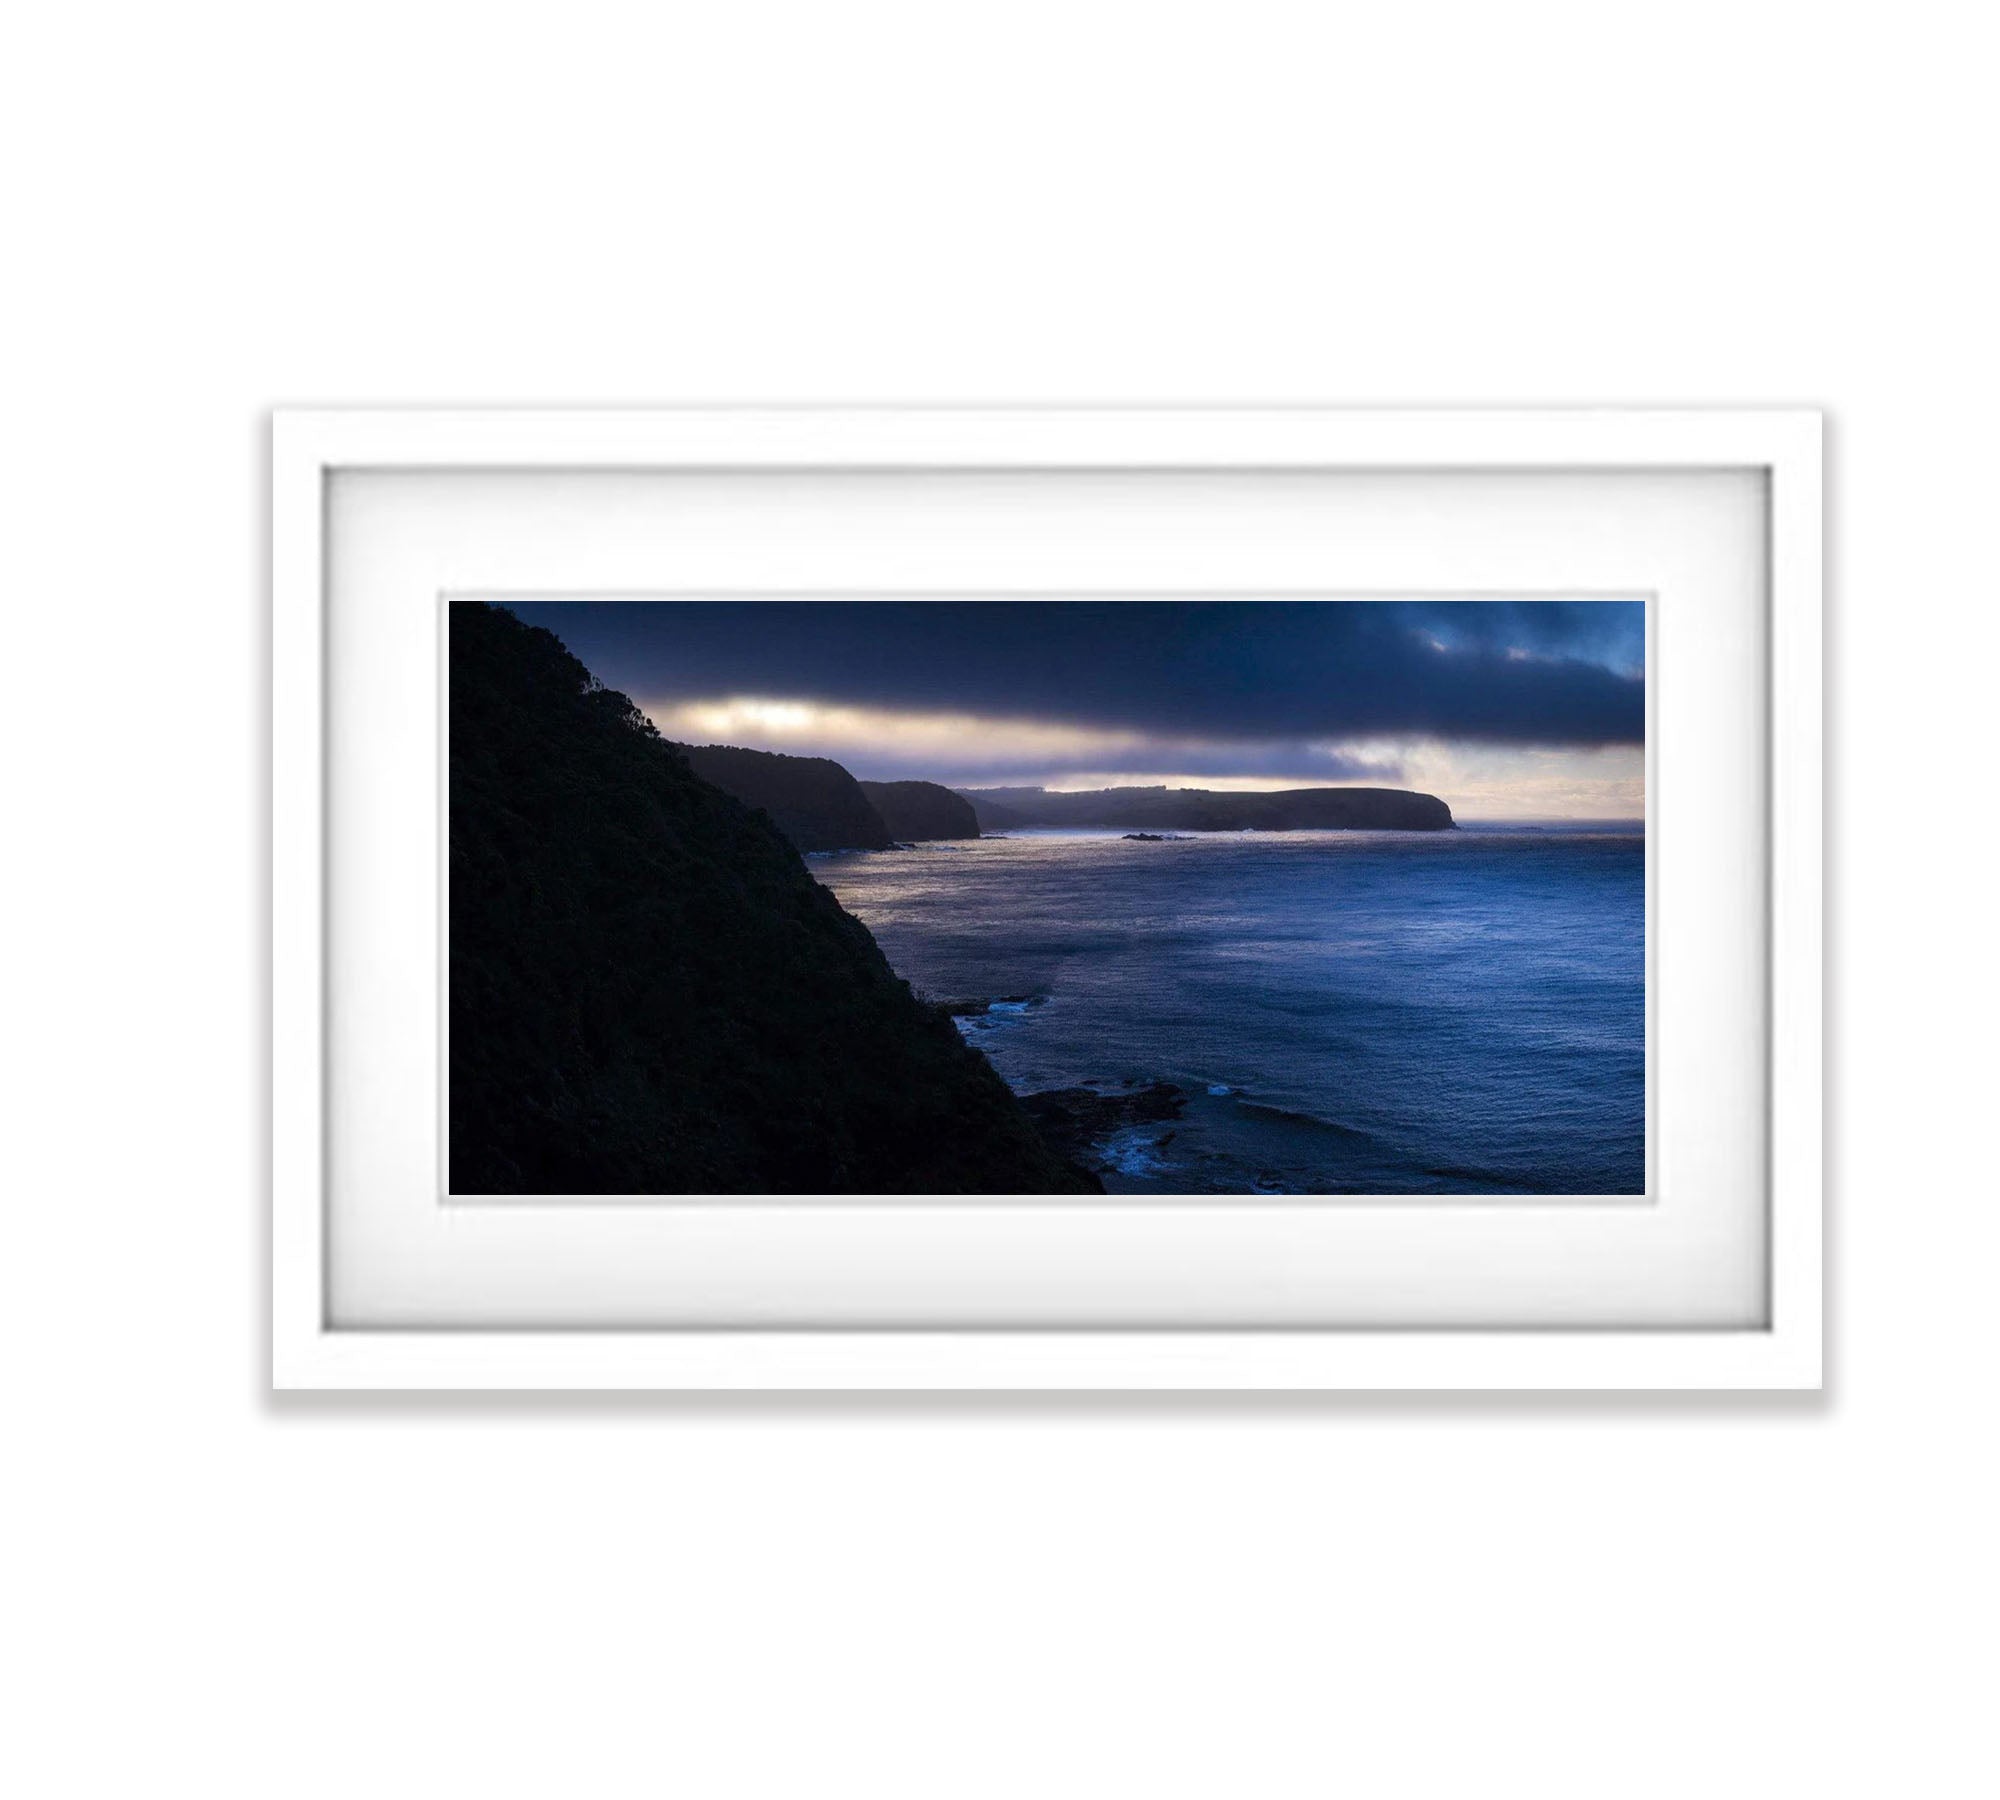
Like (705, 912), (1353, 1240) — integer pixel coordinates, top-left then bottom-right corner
(273, 408), (1821, 1389)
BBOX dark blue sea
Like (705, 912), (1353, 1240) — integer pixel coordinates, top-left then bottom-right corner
(814, 826), (1646, 1196)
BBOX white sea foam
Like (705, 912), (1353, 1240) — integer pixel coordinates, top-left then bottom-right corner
(1099, 1126), (1170, 1177)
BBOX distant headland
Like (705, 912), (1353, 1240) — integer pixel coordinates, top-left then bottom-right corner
(662, 749), (1454, 848)
(956, 785), (1455, 833)
(671, 745), (981, 853)
(856, 779), (980, 842)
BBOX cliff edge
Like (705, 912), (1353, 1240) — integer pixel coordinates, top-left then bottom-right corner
(856, 779), (981, 841)
(449, 603), (1096, 1194)
(676, 743), (894, 853)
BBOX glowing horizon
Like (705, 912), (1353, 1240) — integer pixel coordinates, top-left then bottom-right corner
(641, 693), (1644, 821)
(498, 597), (1647, 822)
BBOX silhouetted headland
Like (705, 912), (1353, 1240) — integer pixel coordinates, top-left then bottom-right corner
(675, 742), (895, 853)
(957, 784), (1454, 832)
(856, 779), (980, 841)
(449, 603), (1098, 1194)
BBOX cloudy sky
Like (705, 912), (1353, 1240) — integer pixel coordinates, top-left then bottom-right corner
(501, 598), (1646, 820)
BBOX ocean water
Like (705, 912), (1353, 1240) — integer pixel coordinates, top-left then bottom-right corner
(813, 826), (1646, 1196)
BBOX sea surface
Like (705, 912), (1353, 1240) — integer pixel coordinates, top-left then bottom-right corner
(813, 826), (1646, 1196)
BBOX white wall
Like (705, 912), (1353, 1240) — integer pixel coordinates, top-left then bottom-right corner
(4, 4), (1992, 1796)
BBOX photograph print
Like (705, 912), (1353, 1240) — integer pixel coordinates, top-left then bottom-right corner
(448, 597), (1646, 1198)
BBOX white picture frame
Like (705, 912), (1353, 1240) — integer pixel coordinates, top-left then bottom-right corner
(273, 408), (1821, 1390)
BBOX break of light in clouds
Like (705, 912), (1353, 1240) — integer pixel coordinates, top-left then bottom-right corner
(646, 696), (1404, 788)
(501, 598), (1647, 819)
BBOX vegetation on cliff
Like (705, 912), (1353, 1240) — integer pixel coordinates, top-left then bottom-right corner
(449, 603), (1096, 1194)
(856, 779), (981, 841)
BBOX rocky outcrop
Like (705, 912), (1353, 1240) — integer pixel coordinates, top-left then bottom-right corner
(856, 779), (980, 841)
(449, 603), (1097, 1195)
(1019, 1082), (1190, 1167)
(954, 784), (1454, 832)
(676, 743), (893, 852)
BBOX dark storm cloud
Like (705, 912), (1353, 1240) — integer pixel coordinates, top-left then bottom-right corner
(1399, 600), (1645, 677)
(503, 599), (1645, 746)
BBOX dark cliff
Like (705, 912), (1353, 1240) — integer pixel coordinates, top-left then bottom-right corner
(953, 784), (1455, 832)
(674, 743), (893, 852)
(856, 779), (981, 841)
(960, 793), (1029, 833)
(449, 603), (1096, 1195)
